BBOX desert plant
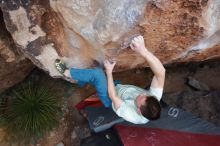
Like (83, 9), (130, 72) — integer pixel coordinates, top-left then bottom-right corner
(4, 81), (61, 143)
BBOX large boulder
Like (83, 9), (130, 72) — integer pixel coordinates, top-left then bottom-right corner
(0, 9), (34, 93)
(1, 0), (220, 78)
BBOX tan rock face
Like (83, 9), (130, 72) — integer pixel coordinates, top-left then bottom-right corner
(1, 0), (220, 78)
(0, 9), (34, 93)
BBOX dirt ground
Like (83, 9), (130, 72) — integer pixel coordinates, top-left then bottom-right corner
(1, 59), (220, 146)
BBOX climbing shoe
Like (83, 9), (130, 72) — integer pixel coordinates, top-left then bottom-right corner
(55, 59), (67, 74)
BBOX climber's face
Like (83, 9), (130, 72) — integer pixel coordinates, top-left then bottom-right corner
(135, 94), (147, 113)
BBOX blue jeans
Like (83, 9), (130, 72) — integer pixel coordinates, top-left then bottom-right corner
(70, 68), (111, 107)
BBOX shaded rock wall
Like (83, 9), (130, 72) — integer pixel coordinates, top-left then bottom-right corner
(1, 0), (220, 79)
(0, 9), (34, 93)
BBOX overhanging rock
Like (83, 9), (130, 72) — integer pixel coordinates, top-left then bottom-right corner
(1, 0), (220, 78)
(0, 8), (34, 93)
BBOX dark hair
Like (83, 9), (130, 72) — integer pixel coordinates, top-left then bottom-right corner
(140, 96), (161, 120)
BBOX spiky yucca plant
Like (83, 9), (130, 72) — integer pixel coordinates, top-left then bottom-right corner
(5, 81), (61, 142)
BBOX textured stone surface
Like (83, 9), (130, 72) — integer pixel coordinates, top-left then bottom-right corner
(0, 9), (34, 93)
(1, 0), (220, 79)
